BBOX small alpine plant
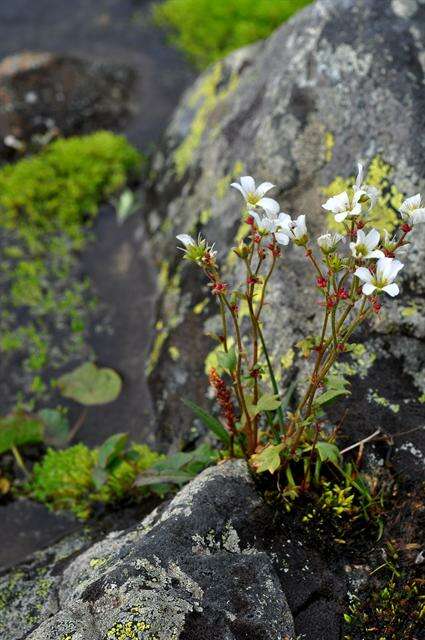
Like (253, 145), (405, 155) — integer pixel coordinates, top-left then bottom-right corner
(177, 164), (422, 499)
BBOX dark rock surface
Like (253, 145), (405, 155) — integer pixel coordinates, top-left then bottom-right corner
(146, 0), (425, 474)
(0, 462), (308, 640)
(0, 52), (135, 159)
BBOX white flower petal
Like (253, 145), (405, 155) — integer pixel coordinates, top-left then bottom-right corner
(251, 211), (262, 227)
(334, 211), (348, 223)
(275, 232), (290, 246)
(322, 191), (350, 213)
(382, 283), (399, 297)
(412, 208), (425, 224)
(367, 249), (385, 259)
(355, 267), (373, 283)
(256, 181), (275, 198)
(365, 228), (380, 249)
(389, 259), (404, 280)
(355, 163), (364, 189)
(230, 182), (247, 198)
(176, 234), (195, 247)
(362, 282), (376, 296)
(400, 194), (421, 213)
(257, 197), (280, 216)
(240, 176), (256, 194)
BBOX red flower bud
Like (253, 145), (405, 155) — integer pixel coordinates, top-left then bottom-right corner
(246, 215), (255, 226)
(356, 220), (365, 230)
(211, 282), (228, 295)
(401, 223), (412, 233)
(317, 276), (328, 289)
(326, 296), (336, 309)
(247, 276), (259, 285)
(337, 288), (349, 299)
(373, 301), (382, 314)
(254, 233), (261, 244)
(337, 343), (346, 352)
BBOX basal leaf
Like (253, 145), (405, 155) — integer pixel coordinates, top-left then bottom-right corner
(182, 398), (230, 445)
(316, 441), (341, 465)
(0, 413), (44, 454)
(97, 432), (129, 469)
(250, 443), (284, 474)
(57, 362), (122, 406)
(38, 408), (70, 447)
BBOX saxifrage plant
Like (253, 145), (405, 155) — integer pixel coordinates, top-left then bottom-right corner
(177, 162), (423, 503)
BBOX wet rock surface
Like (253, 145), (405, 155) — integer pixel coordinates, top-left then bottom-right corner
(0, 462), (305, 640)
(146, 0), (425, 473)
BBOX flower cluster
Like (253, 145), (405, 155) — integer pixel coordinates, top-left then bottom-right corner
(176, 160), (422, 477)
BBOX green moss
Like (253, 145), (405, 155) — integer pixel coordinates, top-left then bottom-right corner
(323, 156), (404, 233)
(0, 132), (142, 407)
(173, 63), (240, 177)
(154, 0), (313, 68)
(27, 441), (163, 520)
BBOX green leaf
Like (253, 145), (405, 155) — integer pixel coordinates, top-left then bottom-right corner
(135, 472), (194, 487)
(250, 443), (284, 474)
(97, 433), (129, 468)
(92, 466), (109, 490)
(250, 393), (282, 416)
(217, 346), (237, 373)
(182, 398), (230, 445)
(57, 362), (122, 406)
(0, 413), (44, 454)
(314, 388), (349, 408)
(38, 409), (70, 447)
(316, 442), (341, 465)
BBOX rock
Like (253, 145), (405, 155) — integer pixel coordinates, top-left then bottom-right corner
(146, 0), (425, 474)
(0, 461), (300, 640)
(0, 52), (135, 158)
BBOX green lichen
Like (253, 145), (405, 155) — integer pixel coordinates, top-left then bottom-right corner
(323, 156), (404, 233)
(174, 63), (240, 177)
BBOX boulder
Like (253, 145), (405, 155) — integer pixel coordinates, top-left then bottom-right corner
(0, 462), (305, 640)
(146, 0), (425, 475)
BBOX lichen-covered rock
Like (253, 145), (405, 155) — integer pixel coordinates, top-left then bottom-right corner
(146, 0), (425, 473)
(0, 462), (296, 640)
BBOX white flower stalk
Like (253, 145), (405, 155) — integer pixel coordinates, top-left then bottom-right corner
(350, 228), (384, 260)
(355, 257), (404, 297)
(231, 176), (279, 216)
(176, 233), (217, 263)
(322, 191), (362, 223)
(317, 232), (344, 254)
(399, 194), (425, 225)
(353, 163), (380, 209)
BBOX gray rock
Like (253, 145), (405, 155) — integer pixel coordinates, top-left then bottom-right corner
(146, 0), (425, 471)
(0, 462), (296, 640)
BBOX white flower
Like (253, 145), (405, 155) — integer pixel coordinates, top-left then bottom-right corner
(281, 214), (308, 245)
(399, 194), (425, 225)
(317, 232), (344, 254)
(353, 163), (380, 209)
(350, 228), (384, 260)
(176, 233), (216, 262)
(355, 257), (404, 297)
(251, 210), (291, 245)
(322, 191), (362, 223)
(231, 176), (279, 216)
(381, 230), (407, 256)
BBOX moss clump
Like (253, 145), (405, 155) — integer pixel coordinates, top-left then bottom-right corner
(323, 156), (404, 233)
(27, 442), (162, 520)
(0, 132), (142, 408)
(154, 0), (312, 68)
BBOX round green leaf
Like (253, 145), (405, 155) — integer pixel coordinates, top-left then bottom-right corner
(58, 362), (122, 406)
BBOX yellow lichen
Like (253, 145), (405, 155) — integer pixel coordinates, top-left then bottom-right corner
(323, 156), (404, 232)
(174, 63), (240, 177)
(281, 348), (295, 370)
(401, 305), (417, 318)
(168, 345), (180, 361)
(89, 557), (108, 570)
(193, 298), (209, 315)
(324, 132), (335, 162)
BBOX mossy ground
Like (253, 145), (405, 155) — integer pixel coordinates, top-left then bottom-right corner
(154, 0), (313, 68)
(0, 132), (142, 411)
